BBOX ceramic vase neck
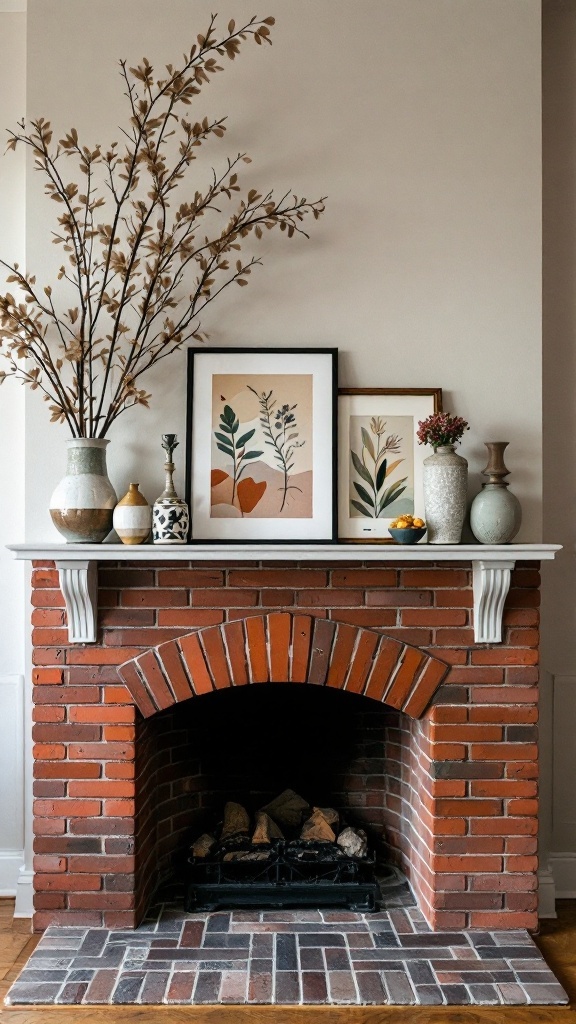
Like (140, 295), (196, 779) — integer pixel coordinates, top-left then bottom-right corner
(481, 441), (511, 487)
(65, 437), (110, 476)
(160, 461), (178, 500)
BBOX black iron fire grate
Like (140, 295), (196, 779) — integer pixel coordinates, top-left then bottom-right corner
(185, 837), (383, 912)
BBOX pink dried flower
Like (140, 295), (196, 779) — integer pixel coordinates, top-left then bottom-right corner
(417, 412), (469, 449)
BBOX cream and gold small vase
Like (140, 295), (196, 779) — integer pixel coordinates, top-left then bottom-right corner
(113, 483), (152, 545)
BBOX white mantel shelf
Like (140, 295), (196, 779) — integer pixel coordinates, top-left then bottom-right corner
(8, 543), (561, 647)
(7, 542), (560, 563)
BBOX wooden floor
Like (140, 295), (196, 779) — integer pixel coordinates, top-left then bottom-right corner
(0, 900), (573, 1023)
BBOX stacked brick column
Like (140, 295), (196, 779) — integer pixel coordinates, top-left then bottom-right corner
(31, 560), (540, 932)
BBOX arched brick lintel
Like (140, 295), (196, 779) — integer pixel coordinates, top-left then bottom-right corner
(117, 612), (449, 721)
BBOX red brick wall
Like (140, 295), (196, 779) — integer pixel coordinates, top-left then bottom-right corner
(31, 559), (540, 932)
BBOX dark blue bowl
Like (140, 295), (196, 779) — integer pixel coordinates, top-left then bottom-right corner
(388, 526), (427, 545)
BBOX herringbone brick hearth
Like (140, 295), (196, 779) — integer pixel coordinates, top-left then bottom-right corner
(5, 889), (568, 1007)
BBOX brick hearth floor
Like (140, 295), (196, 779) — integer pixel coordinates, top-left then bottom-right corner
(5, 882), (568, 1007)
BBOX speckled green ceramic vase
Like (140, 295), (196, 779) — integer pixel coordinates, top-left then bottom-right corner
(470, 442), (522, 544)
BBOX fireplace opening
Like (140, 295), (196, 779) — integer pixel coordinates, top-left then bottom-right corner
(136, 684), (411, 918)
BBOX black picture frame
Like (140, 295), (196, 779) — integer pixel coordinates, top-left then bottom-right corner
(185, 347), (338, 543)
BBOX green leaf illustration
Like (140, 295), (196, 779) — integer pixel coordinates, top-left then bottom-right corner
(378, 486), (407, 515)
(351, 450), (373, 487)
(376, 457), (388, 492)
(351, 499), (371, 517)
(361, 427), (375, 461)
(353, 481), (375, 507)
(241, 450), (264, 460)
(215, 402), (265, 510)
(377, 477), (408, 512)
(236, 428), (256, 448)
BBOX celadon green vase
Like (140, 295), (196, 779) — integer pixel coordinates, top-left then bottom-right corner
(470, 441), (522, 544)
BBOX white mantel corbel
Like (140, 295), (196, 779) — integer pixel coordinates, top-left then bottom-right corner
(9, 543), (560, 646)
(472, 559), (515, 644)
(55, 560), (98, 644)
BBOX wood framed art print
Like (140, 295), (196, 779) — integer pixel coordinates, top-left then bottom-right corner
(338, 388), (442, 542)
(186, 348), (338, 542)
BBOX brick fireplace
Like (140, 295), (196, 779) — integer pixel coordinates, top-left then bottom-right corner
(28, 554), (544, 936)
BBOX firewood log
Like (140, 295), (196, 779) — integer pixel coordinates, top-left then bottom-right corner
(252, 810), (284, 845)
(261, 788), (310, 829)
(221, 801), (250, 840)
(337, 826), (368, 857)
(190, 833), (216, 859)
(314, 806), (339, 828)
(300, 807), (336, 842)
(223, 851), (270, 862)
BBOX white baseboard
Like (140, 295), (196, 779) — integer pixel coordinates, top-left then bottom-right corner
(548, 852), (576, 899)
(13, 867), (33, 918)
(0, 850), (24, 898)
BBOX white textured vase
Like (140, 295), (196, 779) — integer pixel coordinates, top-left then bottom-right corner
(423, 444), (468, 544)
(49, 438), (117, 543)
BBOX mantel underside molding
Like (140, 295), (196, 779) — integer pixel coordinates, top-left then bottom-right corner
(9, 543), (560, 645)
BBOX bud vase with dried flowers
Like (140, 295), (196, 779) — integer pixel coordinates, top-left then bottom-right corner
(417, 413), (470, 544)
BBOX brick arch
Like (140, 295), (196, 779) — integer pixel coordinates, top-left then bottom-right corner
(118, 613), (448, 720)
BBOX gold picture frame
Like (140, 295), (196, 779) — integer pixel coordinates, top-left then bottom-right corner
(338, 388), (442, 543)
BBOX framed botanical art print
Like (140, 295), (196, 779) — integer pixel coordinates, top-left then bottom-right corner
(186, 348), (338, 542)
(338, 388), (442, 542)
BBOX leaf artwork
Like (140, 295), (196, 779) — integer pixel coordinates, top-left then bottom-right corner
(247, 386), (305, 512)
(350, 416), (407, 518)
(214, 404), (264, 508)
(0, 14), (326, 437)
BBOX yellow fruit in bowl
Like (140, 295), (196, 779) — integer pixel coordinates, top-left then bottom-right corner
(395, 518), (410, 529)
(413, 518), (425, 528)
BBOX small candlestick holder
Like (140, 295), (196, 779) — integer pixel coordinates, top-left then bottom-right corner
(152, 434), (189, 544)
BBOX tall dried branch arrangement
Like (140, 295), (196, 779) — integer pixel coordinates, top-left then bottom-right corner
(0, 14), (325, 437)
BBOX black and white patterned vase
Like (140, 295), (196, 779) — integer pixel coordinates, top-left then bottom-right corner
(152, 496), (189, 544)
(152, 434), (189, 544)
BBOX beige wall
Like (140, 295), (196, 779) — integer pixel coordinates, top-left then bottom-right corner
(542, 0), (576, 676)
(541, 0), (576, 891)
(20, 0), (543, 537)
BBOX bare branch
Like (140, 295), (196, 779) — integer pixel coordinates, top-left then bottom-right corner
(0, 13), (325, 437)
